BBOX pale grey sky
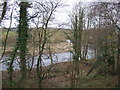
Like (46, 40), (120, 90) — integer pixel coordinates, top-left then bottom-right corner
(0, 0), (119, 28)
(0, 0), (94, 28)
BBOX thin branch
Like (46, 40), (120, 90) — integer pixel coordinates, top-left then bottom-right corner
(0, 2), (7, 23)
(0, 5), (14, 61)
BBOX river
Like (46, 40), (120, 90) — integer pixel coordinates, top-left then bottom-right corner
(0, 50), (95, 71)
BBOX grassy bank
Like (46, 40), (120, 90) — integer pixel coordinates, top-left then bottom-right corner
(2, 60), (117, 88)
(1, 28), (71, 56)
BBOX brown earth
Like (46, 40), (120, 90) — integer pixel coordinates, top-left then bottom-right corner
(2, 60), (118, 88)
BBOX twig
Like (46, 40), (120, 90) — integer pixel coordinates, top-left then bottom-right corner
(0, 5), (14, 61)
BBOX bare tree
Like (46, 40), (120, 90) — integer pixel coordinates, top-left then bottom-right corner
(29, 0), (62, 88)
(86, 2), (120, 79)
(69, 2), (84, 88)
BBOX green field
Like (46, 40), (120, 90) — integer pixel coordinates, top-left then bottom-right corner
(1, 28), (71, 55)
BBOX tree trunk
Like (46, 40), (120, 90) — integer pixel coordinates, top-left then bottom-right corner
(8, 45), (18, 87)
(117, 29), (120, 87)
(71, 7), (84, 88)
(18, 2), (29, 87)
(0, 2), (7, 23)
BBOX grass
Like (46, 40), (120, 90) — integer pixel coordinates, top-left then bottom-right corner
(1, 28), (71, 56)
(78, 73), (117, 88)
(2, 60), (117, 88)
(1, 28), (69, 44)
(28, 28), (70, 43)
(2, 31), (17, 47)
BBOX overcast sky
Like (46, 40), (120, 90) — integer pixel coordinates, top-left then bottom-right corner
(0, 0), (95, 28)
(0, 0), (119, 28)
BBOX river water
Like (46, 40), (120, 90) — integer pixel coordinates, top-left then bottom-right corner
(0, 50), (95, 71)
